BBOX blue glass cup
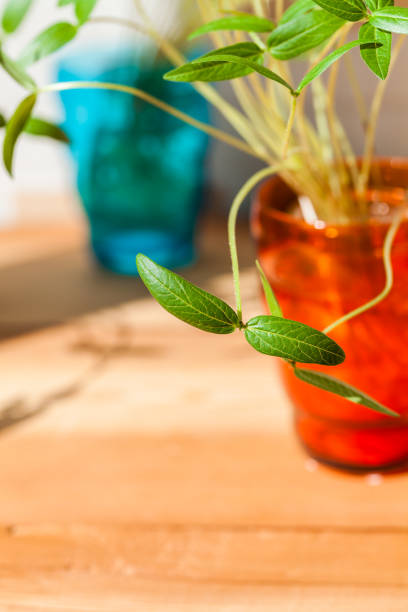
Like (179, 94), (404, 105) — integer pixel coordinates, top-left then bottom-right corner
(57, 47), (209, 275)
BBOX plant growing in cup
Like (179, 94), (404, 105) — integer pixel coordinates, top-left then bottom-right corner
(2, 0), (408, 470)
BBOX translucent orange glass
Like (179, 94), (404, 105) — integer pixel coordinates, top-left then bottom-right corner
(251, 159), (408, 471)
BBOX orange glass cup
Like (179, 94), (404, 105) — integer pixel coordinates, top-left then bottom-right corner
(251, 159), (408, 471)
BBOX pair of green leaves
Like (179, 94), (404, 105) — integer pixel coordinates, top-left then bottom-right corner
(310, 0), (407, 80)
(0, 0), (98, 174)
(270, 0), (389, 82)
(166, 12), (292, 90)
(165, 6), (384, 95)
(165, 37), (381, 96)
(188, 2), (346, 62)
(1, 0), (96, 33)
(316, 0), (408, 34)
(310, 1), (408, 79)
(1, 0), (99, 81)
(17, 0), (100, 69)
(136, 253), (343, 364)
(166, 42), (269, 84)
(165, 41), (294, 93)
(170, 1), (406, 87)
(136, 254), (397, 417)
(265, 0), (390, 82)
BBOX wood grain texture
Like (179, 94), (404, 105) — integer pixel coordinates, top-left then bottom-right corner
(2, 583), (408, 612)
(2, 523), (408, 586)
(0, 433), (408, 528)
(0, 220), (407, 610)
(2, 521), (408, 610)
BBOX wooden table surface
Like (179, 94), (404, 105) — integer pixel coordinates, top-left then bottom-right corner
(0, 217), (407, 611)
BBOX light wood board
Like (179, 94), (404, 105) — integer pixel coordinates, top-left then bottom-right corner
(0, 220), (407, 611)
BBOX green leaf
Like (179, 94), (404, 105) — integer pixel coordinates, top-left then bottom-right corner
(3, 93), (36, 176)
(75, 0), (99, 24)
(365, 0), (393, 11)
(58, 0), (74, 5)
(198, 42), (264, 60)
(359, 22), (391, 79)
(164, 42), (271, 84)
(19, 22), (78, 67)
(280, 0), (317, 24)
(196, 54), (294, 91)
(2, 0), (33, 33)
(0, 113), (6, 128)
(136, 254), (241, 334)
(164, 60), (255, 83)
(369, 6), (408, 34)
(312, 0), (367, 21)
(268, 9), (345, 60)
(244, 315), (345, 365)
(296, 39), (378, 92)
(24, 118), (69, 142)
(188, 14), (276, 39)
(0, 49), (36, 89)
(293, 367), (399, 417)
(255, 261), (283, 318)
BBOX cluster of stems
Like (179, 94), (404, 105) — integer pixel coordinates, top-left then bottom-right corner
(91, 1), (405, 224)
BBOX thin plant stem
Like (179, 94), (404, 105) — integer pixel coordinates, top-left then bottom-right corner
(343, 54), (383, 192)
(275, 0), (284, 21)
(282, 96), (297, 158)
(230, 78), (280, 157)
(195, 10), (254, 136)
(254, 0), (268, 16)
(311, 81), (334, 160)
(228, 164), (285, 321)
(295, 83), (331, 217)
(335, 118), (360, 194)
(133, 0), (268, 158)
(326, 26), (352, 209)
(249, 31), (267, 50)
(39, 81), (270, 161)
(344, 50), (369, 132)
(246, 71), (286, 137)
(227, 32), (281, 156)
(92, 11), (262, 153)
(218, 29), (277, 159)
(359, 35), (405, 195)
(261, 54), (286, 126)
(323, 206), (406, 335)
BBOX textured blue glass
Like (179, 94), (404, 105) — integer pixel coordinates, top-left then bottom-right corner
(57, 47), (209, 275)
